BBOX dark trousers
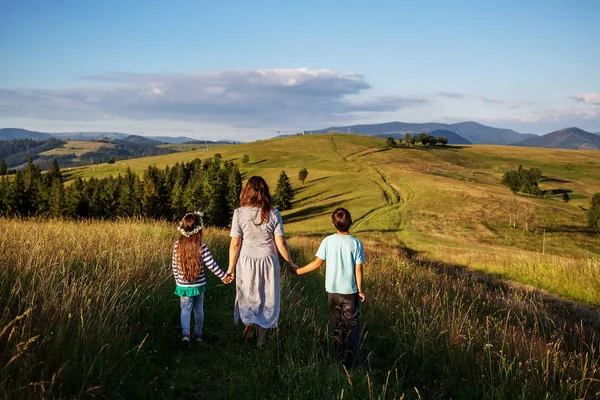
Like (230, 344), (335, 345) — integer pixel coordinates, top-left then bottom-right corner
(328, 292), (360, 357)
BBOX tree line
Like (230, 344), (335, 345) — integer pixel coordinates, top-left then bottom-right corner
(501, 165), (600, 233)
(386, 133), (449, 148)
(0, 137), (177, 173)
(0, 138), (66, 170)
(0, 155), (296, 227)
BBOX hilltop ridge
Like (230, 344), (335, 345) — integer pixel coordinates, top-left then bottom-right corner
(516, 127), (600, 150)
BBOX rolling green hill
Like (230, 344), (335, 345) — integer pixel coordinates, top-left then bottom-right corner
(63, 134), (600, 304)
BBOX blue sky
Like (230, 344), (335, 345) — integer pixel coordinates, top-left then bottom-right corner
(1, 0), (599, 140)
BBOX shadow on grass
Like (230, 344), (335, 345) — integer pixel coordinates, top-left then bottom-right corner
(296, 191), (351, 207)
(545, 188), (573, 195)
(284, 201), (345, 224)
(400, 245), (600, 342)
(307, 176), (331, 184)
(541, 176), (572, 183)
(537, 224), (592, 234)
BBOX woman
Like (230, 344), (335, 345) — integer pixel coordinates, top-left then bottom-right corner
(227, 176), (296, 345)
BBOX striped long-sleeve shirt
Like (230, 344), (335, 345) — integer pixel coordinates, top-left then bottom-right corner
(172, 240), (227, 287)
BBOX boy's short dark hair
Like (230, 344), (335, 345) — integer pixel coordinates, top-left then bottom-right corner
(332, 208), (352, 232)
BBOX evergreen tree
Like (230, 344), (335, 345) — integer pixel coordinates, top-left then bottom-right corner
(170, 178), (186, 218)
(204, 169), (229, 227)
(182, 171), (206, 213)
(88, 178), (106, 218)
(142, 166), (169, 218)
(48, 179), (66, 218)
(7, 172), (27, 216)
(588, 193), (600, 233)
(273, 170), (294, 211)
(117, 169), (142, 217)
(48, 159), (62, 182)
(403, 133), (412, 144)
(227, 165), (242, 212)
(0, 159), (6, 175)
(207, 154), (222, 175)
(23, 157), (43, 215)
(298, 168), (308, 184)
(241, 154), (250, 165)
(0, 177), (8, 216)
(67, 177), (90, 218)
(386, 137), (397, 148)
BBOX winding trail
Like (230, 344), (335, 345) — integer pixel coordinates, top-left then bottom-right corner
(328, 135), (411, 234)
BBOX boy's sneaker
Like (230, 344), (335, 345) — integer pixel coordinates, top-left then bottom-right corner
(192, 333), (203, 343)
(181, 334), (191, 348)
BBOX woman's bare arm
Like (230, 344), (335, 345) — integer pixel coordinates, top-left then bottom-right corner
(227, 237), (242, 276)
(274, 235), (296, 268)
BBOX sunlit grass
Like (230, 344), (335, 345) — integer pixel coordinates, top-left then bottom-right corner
(57, 134), (600, 305)
(39, 140), (116, 157)
(2, 219), (600, 398)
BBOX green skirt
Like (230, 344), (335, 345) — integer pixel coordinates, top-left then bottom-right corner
(174, 285), (206, 297)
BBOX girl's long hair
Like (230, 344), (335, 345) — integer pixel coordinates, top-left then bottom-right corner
(176, 213), (203, 282)
(239, 176), (271, 225)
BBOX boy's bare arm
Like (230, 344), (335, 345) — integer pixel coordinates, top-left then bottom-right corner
(356, 263), (366, 302)
(294, 258), (324, 275)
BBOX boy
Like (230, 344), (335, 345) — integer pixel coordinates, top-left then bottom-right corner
(290, 208), (365, 363)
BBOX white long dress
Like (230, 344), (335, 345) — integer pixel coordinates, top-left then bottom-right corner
(230, 206), (284, 328)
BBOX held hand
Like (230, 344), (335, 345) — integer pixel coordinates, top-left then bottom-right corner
(222, 273), (234, 284)
(358, 292), (366, 302)
(288, 262), (299, 275)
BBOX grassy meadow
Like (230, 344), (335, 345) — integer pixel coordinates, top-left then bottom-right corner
(40, 141), (116, 158)
(61, 134), (600, 305)
(3, 219), (600, 399)
(4, 134), (600, 398)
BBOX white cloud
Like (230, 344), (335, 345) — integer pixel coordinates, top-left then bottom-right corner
(570, 93), (600, 105)
(478, 96), (505, 104)
(0, 68), (428, 128)
(436, 91), (467, 99)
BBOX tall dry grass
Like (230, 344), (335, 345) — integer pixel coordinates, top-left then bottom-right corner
(1, 219), (600, 399)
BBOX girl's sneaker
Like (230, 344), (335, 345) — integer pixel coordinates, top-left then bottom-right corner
(181, 334), (191, 348)
(192, 333), (203, 343)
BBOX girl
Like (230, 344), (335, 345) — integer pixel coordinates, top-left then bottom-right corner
(172, 212), (232, 344)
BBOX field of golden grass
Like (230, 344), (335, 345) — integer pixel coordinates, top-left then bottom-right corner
(40, 140), (116, 157)
(2, 218), (600, 398)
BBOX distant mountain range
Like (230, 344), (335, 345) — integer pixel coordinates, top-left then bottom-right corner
(0, 128), (54, 141)
(2, 123), (600, 150)
(515, 127), (600, 150)
(308, 121), (537, 145)
(0, 128), (198, 144)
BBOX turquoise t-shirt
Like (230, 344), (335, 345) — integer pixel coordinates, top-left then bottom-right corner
(316, 233), (365, 294)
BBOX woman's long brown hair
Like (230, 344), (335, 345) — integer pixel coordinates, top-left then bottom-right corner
(239, 176), (271, 225)
(176, 213), (203, 282)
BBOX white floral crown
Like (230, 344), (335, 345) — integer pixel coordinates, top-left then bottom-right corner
(178, 211), (204, 237)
